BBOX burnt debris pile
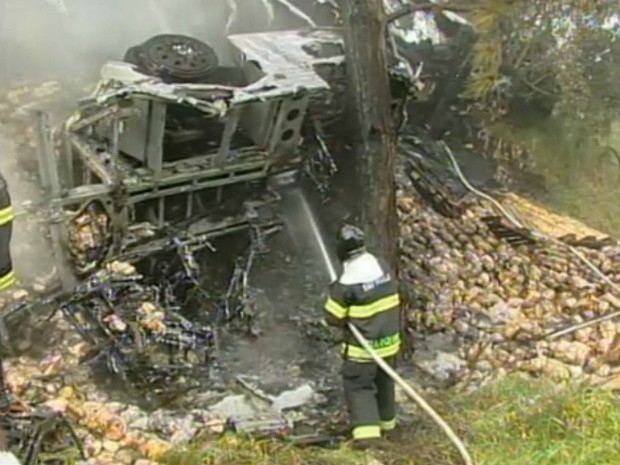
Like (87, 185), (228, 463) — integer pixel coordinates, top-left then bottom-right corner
(60, 260), (217, 396)
(10, 221), (280, 404)
(399, 133), (500, 219)
(0, 406), (84, 465)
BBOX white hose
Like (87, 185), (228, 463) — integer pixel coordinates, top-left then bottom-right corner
(296, 188), (473, 463)
(319, 250), (474, 464)
(441, 141), (620, 339)
(346, 323), (474, 465)
(269, 0), (317, 27)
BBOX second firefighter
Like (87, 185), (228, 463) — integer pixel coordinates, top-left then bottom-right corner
(0, 172), (14, 292)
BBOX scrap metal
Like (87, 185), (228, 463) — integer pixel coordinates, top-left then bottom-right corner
(1, 213), (280, 403)
(0, 403), (84, 465)
(23, 29), (346, 285)
(51, 220), (280, 398)
(303, 120), (338, 199)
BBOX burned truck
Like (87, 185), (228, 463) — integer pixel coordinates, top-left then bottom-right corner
(19, 29), (362, 395)
(32, 29), (350, 279)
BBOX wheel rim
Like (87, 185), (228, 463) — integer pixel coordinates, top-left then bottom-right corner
(142, 34), (219, 81)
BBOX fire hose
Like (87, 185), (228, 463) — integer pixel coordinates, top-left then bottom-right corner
(294, 188), (474, 464)
(346, 323), (473, 465)
(321, 269), (473, 464)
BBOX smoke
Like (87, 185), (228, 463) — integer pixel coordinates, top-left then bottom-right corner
(0, 0), (312, 83)
(0, 0), (316, 282)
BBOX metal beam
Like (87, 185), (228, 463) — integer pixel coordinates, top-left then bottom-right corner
(33, 111), (75, 292)
(14, 166), (268, 218)
(68, 135), (115, 186)
(216, 107), (242, 167)
(34, 111), (61, 196)
(145, 101), (166, 179)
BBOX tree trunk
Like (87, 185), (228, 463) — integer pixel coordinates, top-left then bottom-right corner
(338, 0), (406, 347)
(338, 0), (399, 274)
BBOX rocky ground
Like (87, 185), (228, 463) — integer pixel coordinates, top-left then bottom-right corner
(398, 187), (620, 391)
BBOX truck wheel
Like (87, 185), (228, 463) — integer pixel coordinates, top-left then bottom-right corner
(135, 34), (220, 82)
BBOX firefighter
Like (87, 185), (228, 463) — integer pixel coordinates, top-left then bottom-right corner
(0, 171), (14, 292)
(0, 171), (14, 410)
(322, 224), (401, 448)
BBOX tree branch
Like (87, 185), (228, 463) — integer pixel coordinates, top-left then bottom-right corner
(386, 2), (470, 25)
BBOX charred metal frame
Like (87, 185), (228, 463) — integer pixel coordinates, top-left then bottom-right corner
(30, 29), (346, 284)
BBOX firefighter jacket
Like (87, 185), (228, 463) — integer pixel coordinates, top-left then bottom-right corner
(0, 172), (14, 291)
(323, 251), (400, 361)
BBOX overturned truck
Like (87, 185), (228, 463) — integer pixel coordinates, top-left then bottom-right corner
(34, 30), (351, 276)
(19, 29), (392, 399)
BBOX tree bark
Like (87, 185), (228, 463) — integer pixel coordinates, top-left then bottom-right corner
(338, 0), (399, 274)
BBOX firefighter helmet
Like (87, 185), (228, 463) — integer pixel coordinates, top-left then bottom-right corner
(336, 224), (365, 262)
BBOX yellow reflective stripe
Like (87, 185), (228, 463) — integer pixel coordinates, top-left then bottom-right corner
(380, 418), (396, 431)
(348, 294), (400, 319)
(325, 297), (347, 319)
(352, 425), (381, 440)
(0, 207), (13, 226)
(342, 340), (401, 360)
(373, 333), (400, 348)
(0, 271), (15, 290)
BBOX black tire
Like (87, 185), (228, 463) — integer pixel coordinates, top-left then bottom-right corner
(134, 34), (219, 83)
(123, 46), (144, 67)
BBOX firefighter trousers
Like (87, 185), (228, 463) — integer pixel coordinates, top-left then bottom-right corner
(0, 218), (13, 291)
(342, 356), (397, 440)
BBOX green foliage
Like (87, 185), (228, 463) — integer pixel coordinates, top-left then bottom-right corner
(462, 0), (519, 100)
(493, 119), (620, 237)
(463, 0), (619, 133)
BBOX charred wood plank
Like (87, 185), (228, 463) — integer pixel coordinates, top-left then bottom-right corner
(481, 215), (536, 246)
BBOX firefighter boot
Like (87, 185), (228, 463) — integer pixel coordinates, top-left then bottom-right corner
(380, 418), (398, 441)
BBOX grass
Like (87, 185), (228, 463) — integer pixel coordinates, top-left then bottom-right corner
(162, 375), (620, 465)
(452, 377), (620, 465)
(162, 434), (370, 465)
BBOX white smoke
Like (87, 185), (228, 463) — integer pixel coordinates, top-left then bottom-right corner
(43, 0), (68, 14)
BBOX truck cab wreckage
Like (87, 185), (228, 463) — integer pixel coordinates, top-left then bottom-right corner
(21, 29), (356, 382)
(0, 29), (363, 460)
(0, 21), (432, 458)
(34, 29), (349, 276)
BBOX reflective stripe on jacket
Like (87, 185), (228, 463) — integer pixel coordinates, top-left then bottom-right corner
(0, 173), (14, 291)
(323, 252), (400, 361)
